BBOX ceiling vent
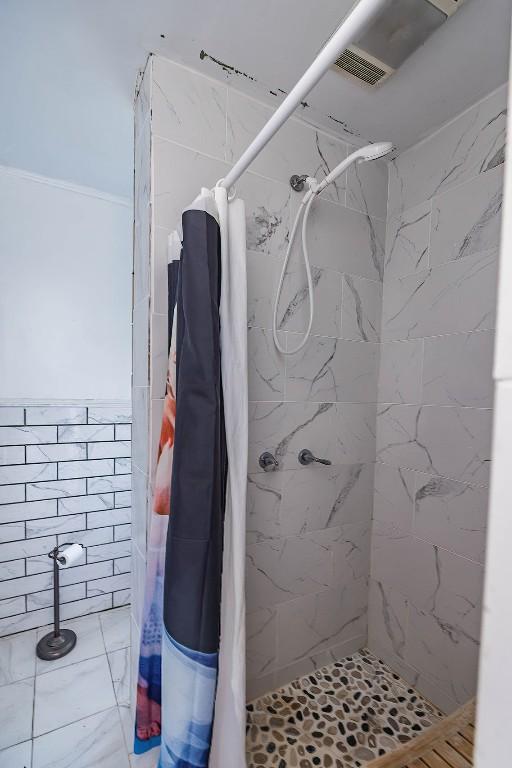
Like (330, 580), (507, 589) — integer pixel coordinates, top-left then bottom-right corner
(333, 0), (467, 88)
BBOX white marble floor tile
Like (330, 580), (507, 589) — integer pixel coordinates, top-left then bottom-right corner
(0, 678), (34, 750)
(118, 704), (134, 754)
(108, 648), (130, 706)
(0, 740), (32, 768)
(100, 607), (130, 653)
(34, 655), (116, 736)
(32, 707), (129, 768)
(129, 747), (159, 768)
(0, 630), (36, 685)
(35, 614), (105, 675)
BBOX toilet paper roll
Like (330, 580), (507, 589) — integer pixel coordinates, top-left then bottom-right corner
(57, 543), (84, 569)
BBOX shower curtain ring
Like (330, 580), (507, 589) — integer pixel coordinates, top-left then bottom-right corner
(215, 178), (237, 201)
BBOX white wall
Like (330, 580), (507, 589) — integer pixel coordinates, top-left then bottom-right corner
(0, 167), (132, 401)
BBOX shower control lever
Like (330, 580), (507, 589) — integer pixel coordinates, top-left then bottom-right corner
(259, 452), (279, 472)
(298, 449), (331, 466)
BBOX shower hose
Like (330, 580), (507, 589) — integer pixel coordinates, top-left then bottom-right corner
(272, 181), (318, 355)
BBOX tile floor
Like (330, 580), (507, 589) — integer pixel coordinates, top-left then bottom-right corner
(246, 649), (443, 767)
(0, 606), (141, 768)
(0, 615), (443, 768)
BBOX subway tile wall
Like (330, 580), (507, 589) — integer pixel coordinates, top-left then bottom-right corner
(0, 404), (132, 637)
(368, 83), (507, 713)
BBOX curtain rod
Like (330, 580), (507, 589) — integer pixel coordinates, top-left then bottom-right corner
(220, 0), (388, 192)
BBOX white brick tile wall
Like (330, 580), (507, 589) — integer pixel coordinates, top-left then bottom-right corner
(0, 403), (132, 636)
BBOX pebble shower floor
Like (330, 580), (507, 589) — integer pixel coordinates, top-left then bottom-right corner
(246, 649), (443, 767)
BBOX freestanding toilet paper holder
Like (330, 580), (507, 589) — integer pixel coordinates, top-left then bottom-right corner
(36, 542), (84, 661)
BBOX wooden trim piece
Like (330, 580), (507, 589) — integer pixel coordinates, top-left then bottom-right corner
(365, 699), (475, 768)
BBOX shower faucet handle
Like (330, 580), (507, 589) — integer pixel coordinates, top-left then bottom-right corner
(298, 449), (331, 466)
(259, 451), (279, 472)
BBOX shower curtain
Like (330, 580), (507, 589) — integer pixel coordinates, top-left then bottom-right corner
(134, 186), (248, 768)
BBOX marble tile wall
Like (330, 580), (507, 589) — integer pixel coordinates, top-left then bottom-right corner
(0, 404), (132, 637)
(368, 84), (507, 713)
(136, 55), (388, 702)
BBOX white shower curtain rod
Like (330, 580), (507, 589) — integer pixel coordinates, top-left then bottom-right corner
(220, 0), (388, 192)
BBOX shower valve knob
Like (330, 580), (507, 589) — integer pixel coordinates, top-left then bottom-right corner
(259, 452), (279, 472)
(298, 449), (331, 466)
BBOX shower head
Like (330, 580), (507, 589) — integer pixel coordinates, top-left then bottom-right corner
(358, 141), (393, 162)
(312, 140), (393, 195)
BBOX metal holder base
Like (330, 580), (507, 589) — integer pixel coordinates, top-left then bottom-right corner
(36, 628), (77, 661)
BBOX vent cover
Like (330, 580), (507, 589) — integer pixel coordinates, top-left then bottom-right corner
(334, 46), (393, 87)
(332, 0), (467, 88)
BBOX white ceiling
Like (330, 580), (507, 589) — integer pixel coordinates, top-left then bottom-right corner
(1, 0), (510, 197)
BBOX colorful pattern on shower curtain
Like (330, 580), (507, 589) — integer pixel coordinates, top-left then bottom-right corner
(134, 188), (248, 768)
(134, 256), (181, 756)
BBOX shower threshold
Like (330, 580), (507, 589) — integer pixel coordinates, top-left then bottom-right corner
(246, 649), (443, 767)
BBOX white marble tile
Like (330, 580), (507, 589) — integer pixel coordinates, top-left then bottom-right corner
(34, 655), (116, 736)
(368, 578), (408, 661)
(0, 521), (25, 543)
(247, 327), (284, 402)
(0, 630), (36, 685)
(0, 462), (56, 486)
(276, 582), (367, 668)
(236, 171), (291, 259)
(108, 647), (130, 707)
(152, 57), (227, 161)
(132, 299), (149, 389)
(376, 404), (492, 485)
(25, 407), (86, 425)
(304, 197), (385, 281)
(0, 596), (25, 619)
(113, 590), (130, 608)
(100, 608), (130, 653)
(0, 426), (56, 446)
(27, 583), (85, 612)
(0, 536), (56, 565)
(384, 201), (431, 280)
(246, 251), (275, 330)
(0, 407), (24, 426)
(130, 747), (159, 768)
(279, 463), (373, 536)
(382, 249), (498, 341)
(423, 330), (494, 408)
(88, 442), (131, 460)
(246, 607), (278, 680)
(370, 520), (411, 595)
(27, 443), (87, 463)
(378, 340), (423, 405)
(246, 534), (333, 611)
(88, 408), (131, 426)
(133, 211), (150, 306)
(414, 474), (488, 563)
(346, 156), (388, 220)
(0, 446), (25, 465)
(58, 425), (114, 443)
(134, 115), (150, 224)
(430, 165), (504, 267)
(150, 312), (168, 400)
(153, 138), (229, 230)
(226, 89), (348, 203)
(373, 462), (415, 532)
(276, 265), (342, 339)
(387, 84), (507, 217)
(0, 677), (34, 749)
(285, 336), (379, 403)
(246, 472), (282, 543)
(32, 707), (129, 768)
(340, 275), (382, 342)
(26, 478), (86, 501)
(249, 401), (376, 474)
(0, 740), (32, 768)
(35, 613), (105, 675)
(0, 484), (25, 504)
(135, 59), (151, 136)
(87, 475), (131, 495)
(323, 521), (371, 586)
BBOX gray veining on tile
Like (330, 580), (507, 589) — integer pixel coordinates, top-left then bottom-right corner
(373, 462), (415, 532)
(430, 165), (504, 266)
(248, 327), (285, 401)
(0, 677), (34, 750)
(246, 472), (282, 543)
(0, 630), (36, 685)
(384, 201), (431, 280)
(378, 340), (423, 404)
(341, 274), (382, 342)
(246, 607), (278, 680)
(0, 740), (32, 768)
(346, 156), (388, 220)
(368, 578), (408, 661)
(422, 330), (495, 407)
(382, 249), (498, 341)
(276, 265), (342, 339)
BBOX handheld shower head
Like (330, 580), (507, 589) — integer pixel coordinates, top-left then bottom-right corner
(313, 140), (393, 194)
(359, 141), (393, 162)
